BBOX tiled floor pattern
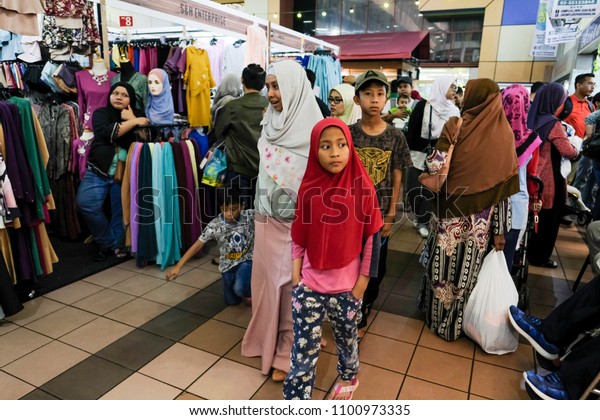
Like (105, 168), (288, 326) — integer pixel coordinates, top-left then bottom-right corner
(0, 216), (592, 400)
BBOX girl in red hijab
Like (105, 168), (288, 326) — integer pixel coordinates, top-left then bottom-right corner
(283, 118), (383, 400)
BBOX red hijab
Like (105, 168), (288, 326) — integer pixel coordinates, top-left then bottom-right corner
(291, 118), (383, 270)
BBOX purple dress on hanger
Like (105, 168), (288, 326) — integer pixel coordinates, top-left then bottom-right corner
(130, 142), (142, 253)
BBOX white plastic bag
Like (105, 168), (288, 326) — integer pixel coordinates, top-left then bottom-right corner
(462, 249), (519, 355)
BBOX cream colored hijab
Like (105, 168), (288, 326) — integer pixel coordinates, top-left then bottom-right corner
(330, 83), (361, 125)
(258, 60), (323, 194)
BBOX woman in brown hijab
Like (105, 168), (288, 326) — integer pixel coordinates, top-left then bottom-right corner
(417, 78), (520, 341)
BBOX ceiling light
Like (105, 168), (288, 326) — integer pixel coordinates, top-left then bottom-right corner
(415, 0), (420, 5)
(273, 13), (278, 18)
(418, 13), (423, 16)
(349, 7), (354, 13)
(297, 12), (302, 18)
(322, 11), (327, 17)
(384, 2), (389, 8)
(303, 20), (313, 23)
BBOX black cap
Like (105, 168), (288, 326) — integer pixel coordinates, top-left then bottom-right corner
(397, 76), (413, 86)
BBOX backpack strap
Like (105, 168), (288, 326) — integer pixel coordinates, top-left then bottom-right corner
(558, 96), (573, 121)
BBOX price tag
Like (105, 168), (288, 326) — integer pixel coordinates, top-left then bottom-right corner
(119, 16), (134, 27)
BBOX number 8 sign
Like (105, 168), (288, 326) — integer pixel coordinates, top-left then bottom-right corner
(119, 16), (134, 27)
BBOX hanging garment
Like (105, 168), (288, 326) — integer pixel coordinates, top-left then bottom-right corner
(222, 42), (246, 78)
(151, 142), (164, 265)
(245, 25), (266, 68)
(136, 144), (158, 266)
(75, 70), (117, 125)
(184, 46), (215, 127)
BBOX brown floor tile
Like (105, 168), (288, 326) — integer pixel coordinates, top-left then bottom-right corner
(41, 355), (133, 400)
(181, 319), (245, 356)
(359, 333), (415, 374)
(139, 343), (219, 389)
(198, 259), (221, 273)
(418, 328), (475, 359)
(104, 298), (170, 328)
(26, 306), (97, 339)
(71, 288), (136, 315)
(0, 328), (52, 367)
(559, 256), (586, 270)
(251, 378), (284, 400)
(557, 246), (588, 259)
(100, 373), (181, 399)
(143, 264), (194, 280)
(213, 304), (253, 328)
(388, 240), (421, 254)
(527, 274), (573, 294)
(6, 297), (65, 326)
(83, 266), (138, 287)
(175, 290), (227, 318)
(182, 253), (214, 268)
(109, 273), (165, 296)
(3, 341), (89, 387)
(173, 268), (221, 289)
(0, 320), (19, 336)
(224, 342), (263, 370)
(0, 371), (35, 399)
(176, 392), (204, 400)
(528, 303), (556, 319)
(529, 287), (571, 307)
(528, 265), (566, 279)
(407, 346), (471, 391)
(115, 259), (151, 273)
(379, 293), (425, 320)
(44, 281), (104, 305)
(474, 343), (534, 372)
(141, 281), (199, 306)
(352, 363), (404, 400)
(398, 376), (468, 400)
(314, 350), (342, 392)
(469, 394), (491, 400)
(187, 359), (266, 400)
(564, 267), (594, 283)
(59, 317), (134, 354)
(470, 361), (529, 400)
(368, 312), (424, 344)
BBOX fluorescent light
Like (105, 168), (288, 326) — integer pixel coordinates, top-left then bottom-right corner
(297, 12), (302, 18)
(303, 20), (313, 23)
(321, 11), (327, 16)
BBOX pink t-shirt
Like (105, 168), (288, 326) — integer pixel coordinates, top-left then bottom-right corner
(292, 235), (374, 294)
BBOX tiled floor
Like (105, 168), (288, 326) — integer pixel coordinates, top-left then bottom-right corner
(0, 214), (592, 400)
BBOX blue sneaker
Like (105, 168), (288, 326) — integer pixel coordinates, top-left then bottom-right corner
(508, 305), (559, 360)
(523, 371), (569, 400)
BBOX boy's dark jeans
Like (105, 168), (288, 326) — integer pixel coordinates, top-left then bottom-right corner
(221, 260), (252, 305)
(359, 237), (388, 328)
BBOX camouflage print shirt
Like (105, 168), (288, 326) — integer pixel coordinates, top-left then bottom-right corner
(349, 123), (413, 215)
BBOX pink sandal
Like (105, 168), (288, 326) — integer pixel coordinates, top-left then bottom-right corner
(329, 378), (359, 400)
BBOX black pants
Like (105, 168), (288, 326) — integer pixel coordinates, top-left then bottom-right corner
(527, 207), (561, 265)
(405, 167), (434, 227)
(541, 274), (600, 399)
(360, 237), (388, 326)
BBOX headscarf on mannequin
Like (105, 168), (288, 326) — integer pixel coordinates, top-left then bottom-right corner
(145, 68), (174, 124)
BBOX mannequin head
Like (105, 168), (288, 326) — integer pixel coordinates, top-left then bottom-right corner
(148, 69), (165, 96)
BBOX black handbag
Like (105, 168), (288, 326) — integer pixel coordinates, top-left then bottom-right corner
(582, 134), (600, 161)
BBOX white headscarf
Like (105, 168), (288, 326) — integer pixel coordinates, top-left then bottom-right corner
(330, 83), (362, 125)
(258, 60), (322, 195)
(421, 75), (460, 139)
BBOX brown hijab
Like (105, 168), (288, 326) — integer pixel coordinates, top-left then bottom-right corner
(434, 78), (519, 218)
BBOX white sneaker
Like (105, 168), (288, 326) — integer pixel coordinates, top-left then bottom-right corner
(417, 226), (429, 238)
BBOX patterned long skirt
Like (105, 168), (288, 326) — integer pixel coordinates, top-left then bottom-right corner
(417, 206), (497, 341)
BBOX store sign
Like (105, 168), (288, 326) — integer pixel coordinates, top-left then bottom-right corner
(531, 30), (559, 57)
(579, 13), (600, 50)
(550, 0), (600, 19)
(119, 16), (134, 27)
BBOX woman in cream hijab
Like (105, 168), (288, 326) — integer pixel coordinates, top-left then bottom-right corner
(328, 83), (361, 125)
(241, 60), (323, 382)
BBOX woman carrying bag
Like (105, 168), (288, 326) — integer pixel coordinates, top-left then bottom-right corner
(417, 78), (520, 341)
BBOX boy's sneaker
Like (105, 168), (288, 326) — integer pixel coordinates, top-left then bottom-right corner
(523, 371), (569, 400)
(508, 305), (559, 360)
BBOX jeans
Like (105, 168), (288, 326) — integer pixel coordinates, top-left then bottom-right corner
(405, 166), (434, 227)
(221, 260), (252, 305)
(76, 170), (124, 251)
(503, 228), (521, 272)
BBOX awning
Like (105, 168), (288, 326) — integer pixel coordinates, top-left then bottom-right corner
(318, 32), (430, 61)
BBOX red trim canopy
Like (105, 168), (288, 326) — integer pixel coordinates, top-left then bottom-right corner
(319, 32), (430, 60)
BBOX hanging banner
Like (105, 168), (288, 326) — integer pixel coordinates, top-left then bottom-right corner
(550, 0), (600, 19)
(531, 0), (559, 56)
(544, 0), (581, 44)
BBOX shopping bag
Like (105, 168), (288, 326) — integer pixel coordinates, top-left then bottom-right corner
(201, 145), (227, 187)
(462, 249), (519, 355)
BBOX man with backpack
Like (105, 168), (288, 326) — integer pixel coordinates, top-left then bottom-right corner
(558, 73), (596, 207)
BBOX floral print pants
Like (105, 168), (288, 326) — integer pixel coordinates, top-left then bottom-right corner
(283, 283), (362, 400)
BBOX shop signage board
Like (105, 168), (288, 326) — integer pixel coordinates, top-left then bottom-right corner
(531, 0), (559, 57)
(119, 16), (134, 27)
(550, 0), (600, 19)
(578, 13), (600, 50)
